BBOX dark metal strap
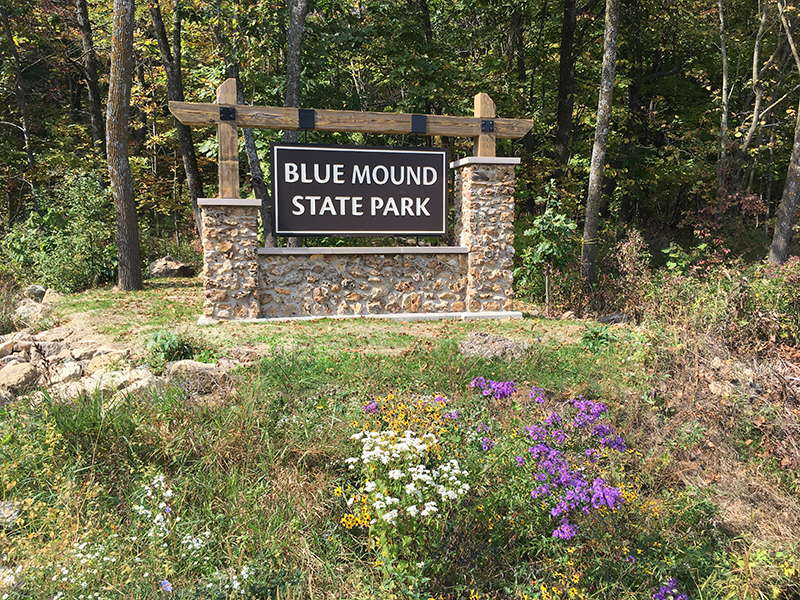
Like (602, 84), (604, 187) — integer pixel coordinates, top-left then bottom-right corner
(481, 119), (495, 133)
(219, 106), (236, 121)
(411, 114), (427, 134)
(298, 108), (316, 130)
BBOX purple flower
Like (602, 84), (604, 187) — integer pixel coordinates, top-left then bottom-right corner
(160, 580), (173, 593)
(480, 437), (494, 451)
(476, 422), (490, 433)
(529, 386), (546, 403)
(550, 429), (567, 444)
(544, 412), (562, 426)
(531, 484), (550, 498)
(164, 505), (172, 514)
(362, 400), (379, 414)
(524, 424), (547, 441)
(625, 554), (636, 563)
(652, 578), (689, 600)
(571, 397), (608, 427)
(515, 455), (526, 466)
(591, 424), (614, 437)
(470, 376), (487, 389)
(491, 380), (516, 399)
(470, 377), (517, 399)
(584, 448), (598, 462)
(590, 477), (624, 510)
(552, 519), (578, 540)
(601, 434), (627, 452)
(433, 395), (448, 404)
(443, 410), (460, 420)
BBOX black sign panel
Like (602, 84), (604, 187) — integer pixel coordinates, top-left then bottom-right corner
(271, 144), (447, 236)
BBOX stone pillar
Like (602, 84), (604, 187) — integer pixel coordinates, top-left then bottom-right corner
(452, 157), (519, 312)
(199, 199), (261, 320)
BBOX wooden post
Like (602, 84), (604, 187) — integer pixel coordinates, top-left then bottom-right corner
(216, 77), (240, 197)
(473, 92), (496, 157)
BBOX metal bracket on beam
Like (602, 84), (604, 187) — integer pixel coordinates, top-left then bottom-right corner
(298, 108), (316, 130)
(219, 106), (236, 121)
(481, 119), (495, 133)
(411, 114), (427, 134)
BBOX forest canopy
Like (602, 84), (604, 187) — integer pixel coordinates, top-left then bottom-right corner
(1, 0), (799, 295)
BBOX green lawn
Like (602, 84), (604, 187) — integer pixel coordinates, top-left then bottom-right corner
(1, 280), (797, 599)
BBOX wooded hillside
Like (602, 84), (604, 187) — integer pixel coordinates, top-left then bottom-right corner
(2, 0), (799, 293)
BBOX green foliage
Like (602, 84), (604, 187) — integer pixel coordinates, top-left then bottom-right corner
(514, 181), (579, 303)
(145, 330), (196, 371)
(1, 307), (798, 598)
(660, 240), (720, 275)
(0, 173), (117, 292)
(581, 324), (618, 352)
(0, 272), (20, 335)
(521, 183), (579, 268)
(139, 230), (202, 273)
(643, 261), (800, 352)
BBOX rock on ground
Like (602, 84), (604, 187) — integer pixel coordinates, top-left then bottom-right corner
(597, 313), (629, 324)
(50, 361), (83, 384)
(0, 565), (20, 592)
(111, 374), (167, 402)
(23, 284), (46, 302)
(42, 289), (63, 304)
(459, 331), (531, 361)
(148, 256), (196, 278)
(0, 501), (20, 529)
(165, 359), (226, 395)
(0, 362), (39, 393)
(13, 299), (52, 328)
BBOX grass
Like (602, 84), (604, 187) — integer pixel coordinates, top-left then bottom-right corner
(1, 279), (798, 599)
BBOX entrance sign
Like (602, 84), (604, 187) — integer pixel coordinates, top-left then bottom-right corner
(168, 78), (534, 322)
(271, 145), (447, 236)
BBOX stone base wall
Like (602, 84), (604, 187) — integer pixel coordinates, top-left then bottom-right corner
(454, 163), (516, 312)
(258, 253), (468, 317)
(201, 206), (260, 320)
(200, 157), (518, 321)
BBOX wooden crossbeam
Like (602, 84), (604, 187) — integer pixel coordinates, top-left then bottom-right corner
(168, 100), (533, 140)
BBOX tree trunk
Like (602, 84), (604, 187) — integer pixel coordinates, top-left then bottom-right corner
(717, 0), (730, 198)
(107, 0), (142, 290)
(282, 0), (308, 144)
(75, 0), (106, 157)
(770, 2), (800, 263)
(150, 0), (203, 234)
(580, 0), (619, 289)
(283, 0), (308, 247)
(0, 9), (36, 200)
(769, 101), (800, 264)
(238, 87), (274, 247)
(555, 0), (577, 166)
(509, 9), (526, 81)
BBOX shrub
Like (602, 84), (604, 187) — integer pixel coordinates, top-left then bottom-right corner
(145, 330), (196, 371)
(514, 181), (579, 311)
(642, 260), (800, 352)
(1, 173), (117, 292)
(336, 382), (720, 598)
(0, 271), (20, 335)
(139, 227), (202, 273)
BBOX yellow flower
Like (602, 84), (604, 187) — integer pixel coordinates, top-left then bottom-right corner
(333, 486), (343, 497)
